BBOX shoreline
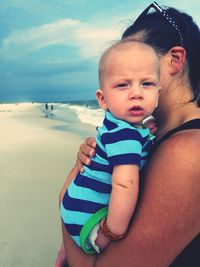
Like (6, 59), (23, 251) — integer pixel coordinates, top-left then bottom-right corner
(0, 103), (96, 267)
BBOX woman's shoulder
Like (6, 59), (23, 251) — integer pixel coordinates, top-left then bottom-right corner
(158, 128), (200, 161)
(151, 128), (200, 189)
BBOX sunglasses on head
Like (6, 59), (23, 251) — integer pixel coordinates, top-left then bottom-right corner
(134, 2), (184, 47)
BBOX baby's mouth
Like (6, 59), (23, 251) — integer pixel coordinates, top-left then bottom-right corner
(130, 106), (143, 111)
(129, 106), (144, 116)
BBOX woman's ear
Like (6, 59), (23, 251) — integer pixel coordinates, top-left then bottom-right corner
(155, 86), (162, 108)
(96, 89), (108, 110)
(169, 46), (186, 75)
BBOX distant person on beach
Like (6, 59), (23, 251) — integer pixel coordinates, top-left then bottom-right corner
(45, 102), (49, 118)
(57, 38), (160, 264)
(58, 2), (200, 267)
(51, 104), (54, 117)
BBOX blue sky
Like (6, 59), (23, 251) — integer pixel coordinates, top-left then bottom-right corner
(1, 0), (200, 102)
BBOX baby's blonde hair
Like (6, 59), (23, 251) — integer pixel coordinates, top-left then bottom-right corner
(98, 38), (158, 88)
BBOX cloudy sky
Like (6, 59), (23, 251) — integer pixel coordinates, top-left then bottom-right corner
(1, 0), (200, 102)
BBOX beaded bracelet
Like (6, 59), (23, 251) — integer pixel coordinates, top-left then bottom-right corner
(100, 217), (128, 241)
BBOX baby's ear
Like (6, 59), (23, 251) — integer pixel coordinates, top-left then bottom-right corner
(96, 89), (108, 110)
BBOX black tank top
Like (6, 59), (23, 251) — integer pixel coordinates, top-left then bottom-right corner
(152, 119), (200, 267)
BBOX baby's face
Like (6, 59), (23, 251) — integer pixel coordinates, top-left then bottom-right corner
(98, 43), (160, 125)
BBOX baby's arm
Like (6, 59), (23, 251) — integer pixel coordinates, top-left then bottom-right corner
(96, 164), (139, 250)
(107, 164), (139, 234)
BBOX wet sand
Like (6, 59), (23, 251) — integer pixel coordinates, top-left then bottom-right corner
(0, 103), (95, 267)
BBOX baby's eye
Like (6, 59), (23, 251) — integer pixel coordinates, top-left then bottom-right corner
(116, 83), (129, 89)
(142, 81), (155, 87)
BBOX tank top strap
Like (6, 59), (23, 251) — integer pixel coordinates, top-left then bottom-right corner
(153, 119), (200, 152)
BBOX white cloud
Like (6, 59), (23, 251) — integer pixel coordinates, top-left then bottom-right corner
(73, 25), (120, 58)
(1, 18), (120, 59)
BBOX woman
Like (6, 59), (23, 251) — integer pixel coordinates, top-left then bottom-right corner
(59, 2), (200, 266)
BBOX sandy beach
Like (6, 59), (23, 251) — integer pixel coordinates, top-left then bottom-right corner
(0, 103), (96, 267)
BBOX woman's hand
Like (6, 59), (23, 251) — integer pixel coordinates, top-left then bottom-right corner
(77, 137), (96, 172)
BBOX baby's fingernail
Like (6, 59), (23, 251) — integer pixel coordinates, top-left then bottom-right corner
(80, 167), (84, 173)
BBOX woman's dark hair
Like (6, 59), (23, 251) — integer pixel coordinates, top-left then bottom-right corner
(122, 6), (200, 106)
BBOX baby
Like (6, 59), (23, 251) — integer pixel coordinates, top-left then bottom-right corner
(60, 38), (160, 255)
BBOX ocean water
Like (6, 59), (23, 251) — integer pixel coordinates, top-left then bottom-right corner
(0, 101), (105, 137)
(43, 100), (105, 128)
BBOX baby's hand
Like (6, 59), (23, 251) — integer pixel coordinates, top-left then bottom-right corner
(143, 116), (158, 134)
(147, 120), (158, 134)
